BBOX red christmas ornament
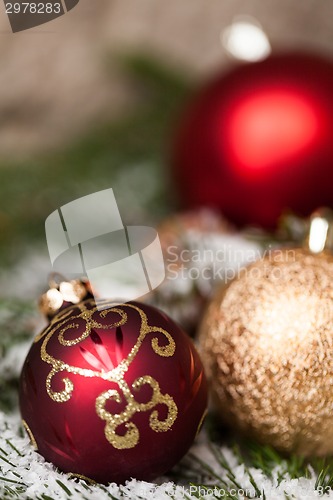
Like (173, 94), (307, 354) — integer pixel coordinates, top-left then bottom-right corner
(172, 52), (333, 228)
(19, 286), (207, 484)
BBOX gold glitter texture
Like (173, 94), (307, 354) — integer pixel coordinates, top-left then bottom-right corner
(67, 473), (97, 485)
(37, 299), (178, 449)
(96, 376), (177, 449)
(199, 249), (333, 456)
(22, 419), (38, 450)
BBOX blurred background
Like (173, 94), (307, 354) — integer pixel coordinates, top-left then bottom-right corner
(0, 0), (331, 286)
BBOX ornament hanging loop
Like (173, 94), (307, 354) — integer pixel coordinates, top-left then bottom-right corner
(39, 275), (93, 320)
(307, 208), (333, 254)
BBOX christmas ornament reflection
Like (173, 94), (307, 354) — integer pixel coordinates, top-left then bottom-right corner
(20, 283), (207, 484)
(200, 212), (333, 456)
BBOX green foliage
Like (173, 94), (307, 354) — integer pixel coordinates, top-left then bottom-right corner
(0, 55), (190, 268)
(0, 299), (36, 413)
(0, 299), (35, 354)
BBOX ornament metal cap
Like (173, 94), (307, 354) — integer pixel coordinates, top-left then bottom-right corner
(39, 273), (93, 319)
(307, 208), (333, 254)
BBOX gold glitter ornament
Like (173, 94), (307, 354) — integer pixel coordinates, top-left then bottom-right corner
(199, 212), (333, 456)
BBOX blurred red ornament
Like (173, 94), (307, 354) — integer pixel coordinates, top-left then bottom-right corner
(20, 298), (207, 484)
(172, 53), (333, 228)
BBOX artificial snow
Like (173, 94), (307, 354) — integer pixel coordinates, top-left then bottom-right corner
(0, 409), (331, 499)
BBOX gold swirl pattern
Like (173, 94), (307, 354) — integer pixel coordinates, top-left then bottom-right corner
(36, 299), (178, 449)
(22, 419), (38, 450)
(96, 375), (178, 449)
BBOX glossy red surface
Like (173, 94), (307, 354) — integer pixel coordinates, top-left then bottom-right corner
(172, 53), (333, 228)
(19, 300), (207, 484)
